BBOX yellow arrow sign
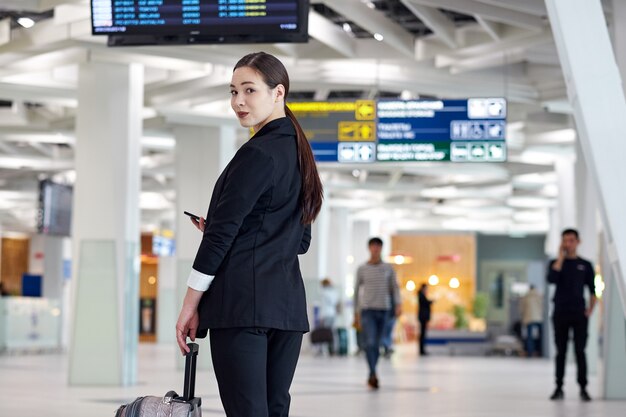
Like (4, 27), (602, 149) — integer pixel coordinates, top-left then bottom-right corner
(338, 122), (376, 141)
(355, 100), (376, 120)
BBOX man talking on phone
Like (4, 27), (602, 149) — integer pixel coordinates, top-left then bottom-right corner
(547, 229), (596, 402)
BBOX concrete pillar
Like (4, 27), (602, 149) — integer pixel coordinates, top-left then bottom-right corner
(174, 125), (237, 369)
(299, 200), (330, 333)
(326, 207), (352, 328)
(601, 235), (626, 398)
(69, 62), (143, 386)
(156, 255), (176, 344)
(575, 139), (600, 375)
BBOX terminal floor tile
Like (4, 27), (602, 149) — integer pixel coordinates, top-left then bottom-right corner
(0, 343), (624, 417)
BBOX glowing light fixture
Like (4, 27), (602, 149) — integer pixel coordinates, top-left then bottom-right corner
(388, 254), (413, 265)
(406, 280), (416, 291)
(17, 17), (35, 29)
(148, 276), (157, 285)
(428, 275), (439, 285)
(449, 277), (460, 289)
(374, 33), (384, 41)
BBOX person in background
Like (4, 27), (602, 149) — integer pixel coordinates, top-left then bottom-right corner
(547, 228), (596, 402)
(354, 237), (401, 389)
(175, 51), (323, 417)
(417, 284), (432, 356)
(319, 278), (340, 329)
(520, 284), (543, 357)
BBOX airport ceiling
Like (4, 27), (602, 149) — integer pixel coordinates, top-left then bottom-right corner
(0, 0), (610, 235)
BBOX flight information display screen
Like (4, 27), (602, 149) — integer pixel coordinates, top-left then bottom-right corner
(291, 98), (507, 163)
(91, 0), (308, 44)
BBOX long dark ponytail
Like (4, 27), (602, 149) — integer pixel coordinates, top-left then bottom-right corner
(234, 52), (323, 224)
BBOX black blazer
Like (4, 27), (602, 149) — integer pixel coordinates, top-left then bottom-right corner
(193, 117), (311, 335)
(418, 291), (432, 322)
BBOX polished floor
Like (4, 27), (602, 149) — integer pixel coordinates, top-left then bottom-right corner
(0, 343), (624, 417)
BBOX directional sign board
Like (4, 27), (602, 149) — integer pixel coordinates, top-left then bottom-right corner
(288, 101), (377, 162)
(290, 98), (506, 163)
(376, 98), (506, 162)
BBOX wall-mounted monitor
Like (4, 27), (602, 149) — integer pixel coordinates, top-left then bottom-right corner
(91, 0), (309, 46)
(37, 180), (73, 237)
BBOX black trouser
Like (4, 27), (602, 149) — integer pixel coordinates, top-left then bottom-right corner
(552, 312), (588, 388)
(210, 328), (303, 417)
(419, 319), (429, 354)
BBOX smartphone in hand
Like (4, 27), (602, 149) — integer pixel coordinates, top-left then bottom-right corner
(183, 211), (201, 222)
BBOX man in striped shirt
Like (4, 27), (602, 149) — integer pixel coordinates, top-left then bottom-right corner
(354, 237), (401, 389)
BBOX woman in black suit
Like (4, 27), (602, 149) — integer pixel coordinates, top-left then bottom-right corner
(175, 52), (323, 417)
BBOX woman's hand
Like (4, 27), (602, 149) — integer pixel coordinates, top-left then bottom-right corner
(191, 216), (206, 232)
(176, 307), (199, 355)
(176, 288), (204, 355)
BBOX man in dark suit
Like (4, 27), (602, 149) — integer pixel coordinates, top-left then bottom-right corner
(547, 229), (596, 402)
(418, 284), (432, 356)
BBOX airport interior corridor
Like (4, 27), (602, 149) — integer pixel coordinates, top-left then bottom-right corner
(0, 343), (624, 417)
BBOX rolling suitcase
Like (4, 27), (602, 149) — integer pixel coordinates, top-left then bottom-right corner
(115, 342), (202, 417)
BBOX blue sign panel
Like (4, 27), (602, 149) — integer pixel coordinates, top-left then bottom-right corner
(376, 98), (506, 162)
(293, 98), (507, 163)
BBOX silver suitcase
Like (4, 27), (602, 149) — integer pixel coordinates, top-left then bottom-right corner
(116, 343), (202, 417)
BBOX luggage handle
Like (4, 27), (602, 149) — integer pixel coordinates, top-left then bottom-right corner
(182, 342), (199, 401)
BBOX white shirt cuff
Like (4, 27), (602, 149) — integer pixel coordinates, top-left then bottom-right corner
(187, 268), (214, 292)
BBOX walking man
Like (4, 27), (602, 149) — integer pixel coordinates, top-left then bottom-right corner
(354, 237), (401, 389)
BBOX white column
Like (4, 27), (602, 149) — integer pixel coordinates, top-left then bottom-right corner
(69, 62), (143, 386)
(546, 0), (626, 398)
(326, 207), (352, 327)
(174, 125), (236, 369)
(555, 154), (577, 230)
(299, 200), (330, 334)
(156, 255), (176, 344)
(601, 235), (626, 398)
(575, 140), (599, 375)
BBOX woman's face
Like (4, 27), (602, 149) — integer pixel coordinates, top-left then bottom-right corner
(230, 66), (285, 132)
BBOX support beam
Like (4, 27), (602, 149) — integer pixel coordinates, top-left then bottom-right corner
(321, 0), (415, 57)
(475, 15), (503, 41)
(473, 0), (547, 16)
(145, 77), (227, 106)
(450, 47), (526, 74)
(308, 10), (357, 57)
(545, 0), (626, 317)
(400, 1), (458, 49)
(28, 142), (55, 158)
(0, 82), (76, 106)
(435, 30), (553, 68)
(0, 18), (10, 47)
(408, 0), (545, 31)
(0, 141), (20, 155)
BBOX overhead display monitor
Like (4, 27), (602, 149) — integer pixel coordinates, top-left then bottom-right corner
(91, 0), (309, 46)
(291, 98), (507, 163)
(37, 180), (73, 237)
